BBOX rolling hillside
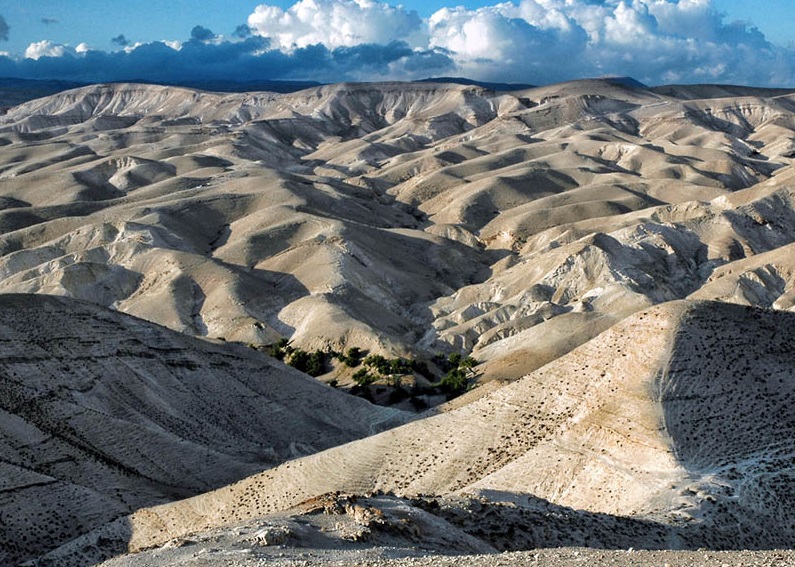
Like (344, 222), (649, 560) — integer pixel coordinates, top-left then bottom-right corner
(3, 78), (795, 564)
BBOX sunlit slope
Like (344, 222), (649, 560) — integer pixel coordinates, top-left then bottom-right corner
(49, 300), (795, 560)
(1, 80), (795, 372)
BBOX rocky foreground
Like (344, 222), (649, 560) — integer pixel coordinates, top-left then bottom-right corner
(99, 548), (795, 567)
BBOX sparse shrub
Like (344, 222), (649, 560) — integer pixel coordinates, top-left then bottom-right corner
(268, 337), (290, 360)
(347, 346), (362, 360)
(363, 354), (389, 374)
(340, 346), (364, 367)
(287, 348), (309, 373)
(389, 358), (412, 375)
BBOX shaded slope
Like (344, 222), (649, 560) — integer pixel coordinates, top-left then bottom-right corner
(658, 303), (795, 548)
(0, 294), (406, 565)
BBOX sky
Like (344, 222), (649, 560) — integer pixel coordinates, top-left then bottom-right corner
(0, 0), (794, 87)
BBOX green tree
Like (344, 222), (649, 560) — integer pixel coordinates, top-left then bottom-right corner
(288, 348), (309, 373)
(306, 350), (326, 377)
(440, 368), (468, 395)
(352, 368), (376, 386)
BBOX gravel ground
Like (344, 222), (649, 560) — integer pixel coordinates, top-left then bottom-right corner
(105, 547), (795, 567)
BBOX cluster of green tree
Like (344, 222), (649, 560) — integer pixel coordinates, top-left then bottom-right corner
(268, 338), (327, 377)
(335, 347), (363, 367)
(350, 354), (433, 386)
(352, 351), (478, 399)
(433, 352), (479, 396)
(433, 352), (478, 373)
(434, 352), (478, 399)
(265, 337), (479, 407)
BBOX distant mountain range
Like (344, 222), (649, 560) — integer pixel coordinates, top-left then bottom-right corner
(0, 77), (88, 109)
(415, 76), (536, 91)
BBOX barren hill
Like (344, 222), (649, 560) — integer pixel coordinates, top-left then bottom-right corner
(4, 79), (795, 564)
(2, 79), (795, 365)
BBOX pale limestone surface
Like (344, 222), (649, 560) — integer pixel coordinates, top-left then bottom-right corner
(40, 300), (795, 565)
(2, 80), (795, 367)
(4, 80), (795, 565)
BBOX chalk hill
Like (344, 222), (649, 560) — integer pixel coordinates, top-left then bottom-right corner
(2, 79), (795, 365)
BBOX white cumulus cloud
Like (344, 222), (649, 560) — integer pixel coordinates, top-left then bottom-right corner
(242, 0), (789, 85)
(24, 40), (71, 60)
(23, 40), (93, 60)
(248, 0), (423, 50)
(428, 3), (588, 82)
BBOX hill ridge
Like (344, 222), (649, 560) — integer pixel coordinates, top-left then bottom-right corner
(4, 78), (795, 563)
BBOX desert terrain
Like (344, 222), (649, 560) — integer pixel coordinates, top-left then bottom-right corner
(1, 78), (795, 564)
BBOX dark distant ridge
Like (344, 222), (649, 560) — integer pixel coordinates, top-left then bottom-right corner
(0, 77), (88, 109)
(416, 76), (536, 91)
(602, 76), (648, 89)
(138, 78), (324, 93)
(0, 77), (324, 108)
(650, 83), (795, 99)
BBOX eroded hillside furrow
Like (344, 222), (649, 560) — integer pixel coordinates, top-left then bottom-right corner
(1, 80), (794, 364)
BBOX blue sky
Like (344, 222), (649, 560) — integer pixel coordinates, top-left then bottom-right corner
(0, 0), (794, 87)
(1, 1), (500, 53)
